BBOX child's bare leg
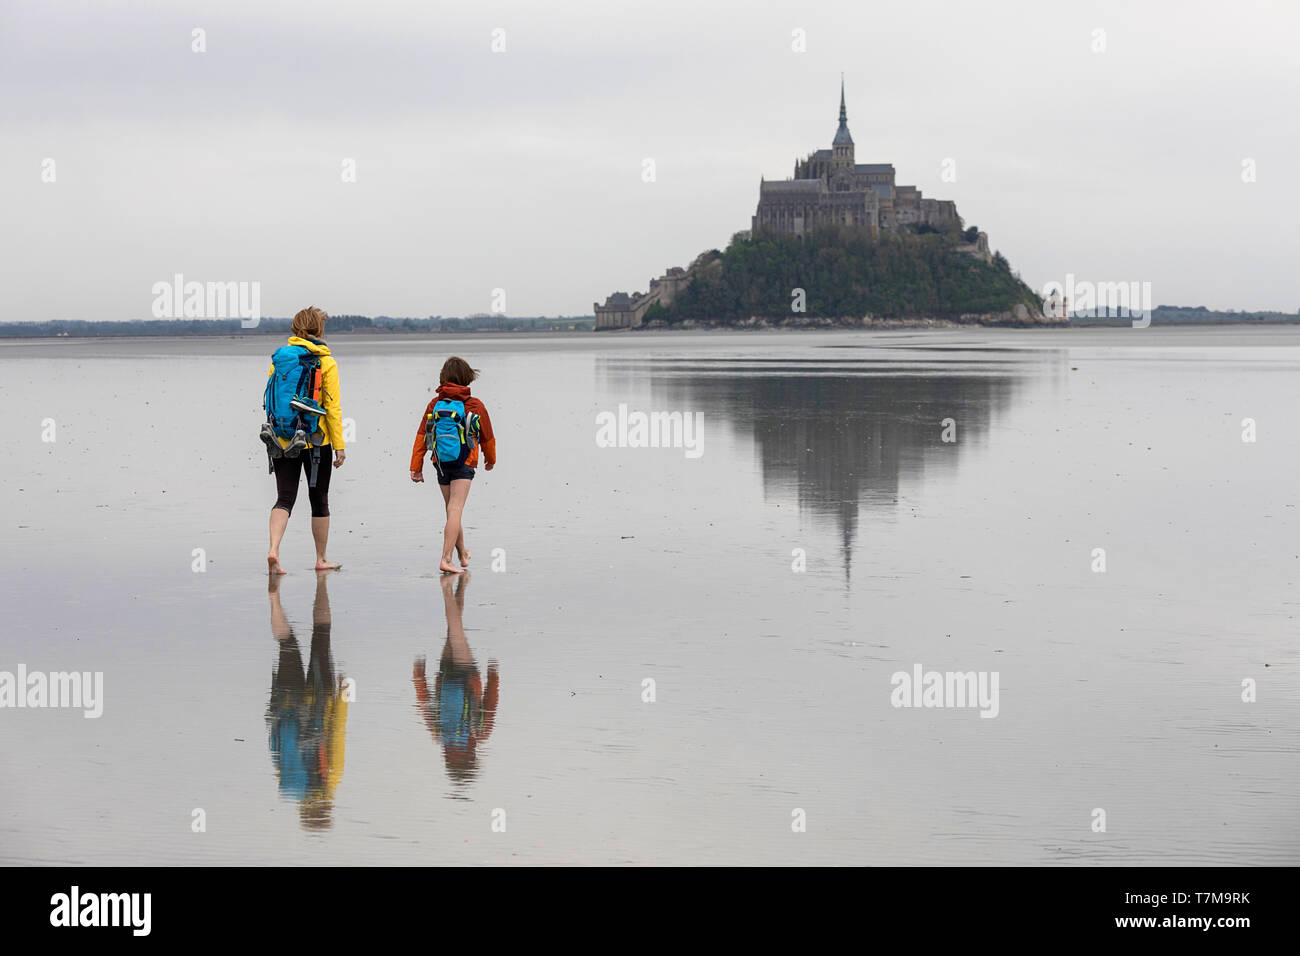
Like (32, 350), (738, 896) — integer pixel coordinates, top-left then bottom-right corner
(440, 483), (470, 565)
(440, 574), (472, 663)
(438, 484), (469, 567)
(439, 479), (472, 574)
(453, 570), (469, 611)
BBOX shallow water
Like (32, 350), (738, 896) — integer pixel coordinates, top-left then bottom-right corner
(1, 327), (1297, 865)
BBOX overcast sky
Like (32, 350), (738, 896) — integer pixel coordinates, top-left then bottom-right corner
(2, 0), (1296, 321)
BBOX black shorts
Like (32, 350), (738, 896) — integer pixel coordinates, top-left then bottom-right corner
(273, 443), (332, 517)
(434, 461), (475, 486)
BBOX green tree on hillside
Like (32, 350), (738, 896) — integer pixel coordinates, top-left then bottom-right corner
(656, 228), (1041, 322)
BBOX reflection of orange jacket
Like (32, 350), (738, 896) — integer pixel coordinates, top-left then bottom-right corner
(413, 660), (500, 743)
(409, 383), (496, 473)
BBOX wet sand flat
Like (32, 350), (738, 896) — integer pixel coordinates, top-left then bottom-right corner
(1, 326), (1297, 865)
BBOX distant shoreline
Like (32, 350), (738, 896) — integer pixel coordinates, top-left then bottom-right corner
(624, 315), (1300, 332)
(1, 309), (1296, 339)
(4, 320), (1300, 344)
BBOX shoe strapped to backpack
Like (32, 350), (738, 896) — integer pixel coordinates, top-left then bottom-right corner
(259, 422), (283, 459)
(284, 429), (309, 458)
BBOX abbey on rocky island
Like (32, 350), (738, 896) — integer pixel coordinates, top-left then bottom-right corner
(594, 79), (991, 330)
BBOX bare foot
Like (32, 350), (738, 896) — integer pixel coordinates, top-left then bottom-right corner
(457, 545), (471, 568)
(268, 554), (287, 575)
(439, 559), (465, 574)
(315, 559), (341, 571)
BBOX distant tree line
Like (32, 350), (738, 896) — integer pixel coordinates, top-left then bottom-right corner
(0, 314), (596, 338)
(1071, 306), (1300, 326)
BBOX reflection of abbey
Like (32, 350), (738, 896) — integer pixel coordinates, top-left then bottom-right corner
(753, 80), (959, 238)
(595, 80), (988, 330)
(605, 356), (1020, 584)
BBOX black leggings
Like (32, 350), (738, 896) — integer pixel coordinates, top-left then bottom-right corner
(273, 444), (331, 517)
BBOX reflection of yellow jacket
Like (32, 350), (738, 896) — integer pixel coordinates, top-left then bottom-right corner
(323, 695), (348, 802)
(297, 691), (348, 821)
(266, 336), (345, 450)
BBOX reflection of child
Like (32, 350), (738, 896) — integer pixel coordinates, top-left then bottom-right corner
(413, 574), (498, 783)
(267, 573), (348, 829)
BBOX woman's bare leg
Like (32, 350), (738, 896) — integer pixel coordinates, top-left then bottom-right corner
(312, 516), (340, 570)
(268, 573), (292, 641)
(313, 569), (332, 626)
(268, 507), (290, 575)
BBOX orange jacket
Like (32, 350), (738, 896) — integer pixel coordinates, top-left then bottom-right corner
(409, 383), (496, 473)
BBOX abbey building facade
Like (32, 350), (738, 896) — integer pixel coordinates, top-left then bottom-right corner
(752, 81), (959, 238)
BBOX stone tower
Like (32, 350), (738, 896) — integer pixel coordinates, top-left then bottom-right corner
(831, 75), (854, 171)
(752, 78), (960, 239)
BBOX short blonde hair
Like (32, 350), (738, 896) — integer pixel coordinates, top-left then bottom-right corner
(291, 306), (327, 339)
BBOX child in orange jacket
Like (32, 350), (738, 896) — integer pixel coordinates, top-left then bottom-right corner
(410, 357), (497, 574)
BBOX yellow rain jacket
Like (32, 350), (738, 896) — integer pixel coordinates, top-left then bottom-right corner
(266, 336), (345, 451)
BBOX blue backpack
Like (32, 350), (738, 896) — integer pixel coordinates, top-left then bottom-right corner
(426, 400), (481, 467)
(264, 345), (323, 440)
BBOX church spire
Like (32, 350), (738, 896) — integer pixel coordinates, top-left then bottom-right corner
(833, 74), (853, 148)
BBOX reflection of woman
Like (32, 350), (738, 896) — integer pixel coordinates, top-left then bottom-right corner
(413, 573), (498, 784)
(267, 571), (348, 829)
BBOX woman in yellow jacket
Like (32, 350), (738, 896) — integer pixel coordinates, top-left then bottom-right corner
(266, 306), (346, 574)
